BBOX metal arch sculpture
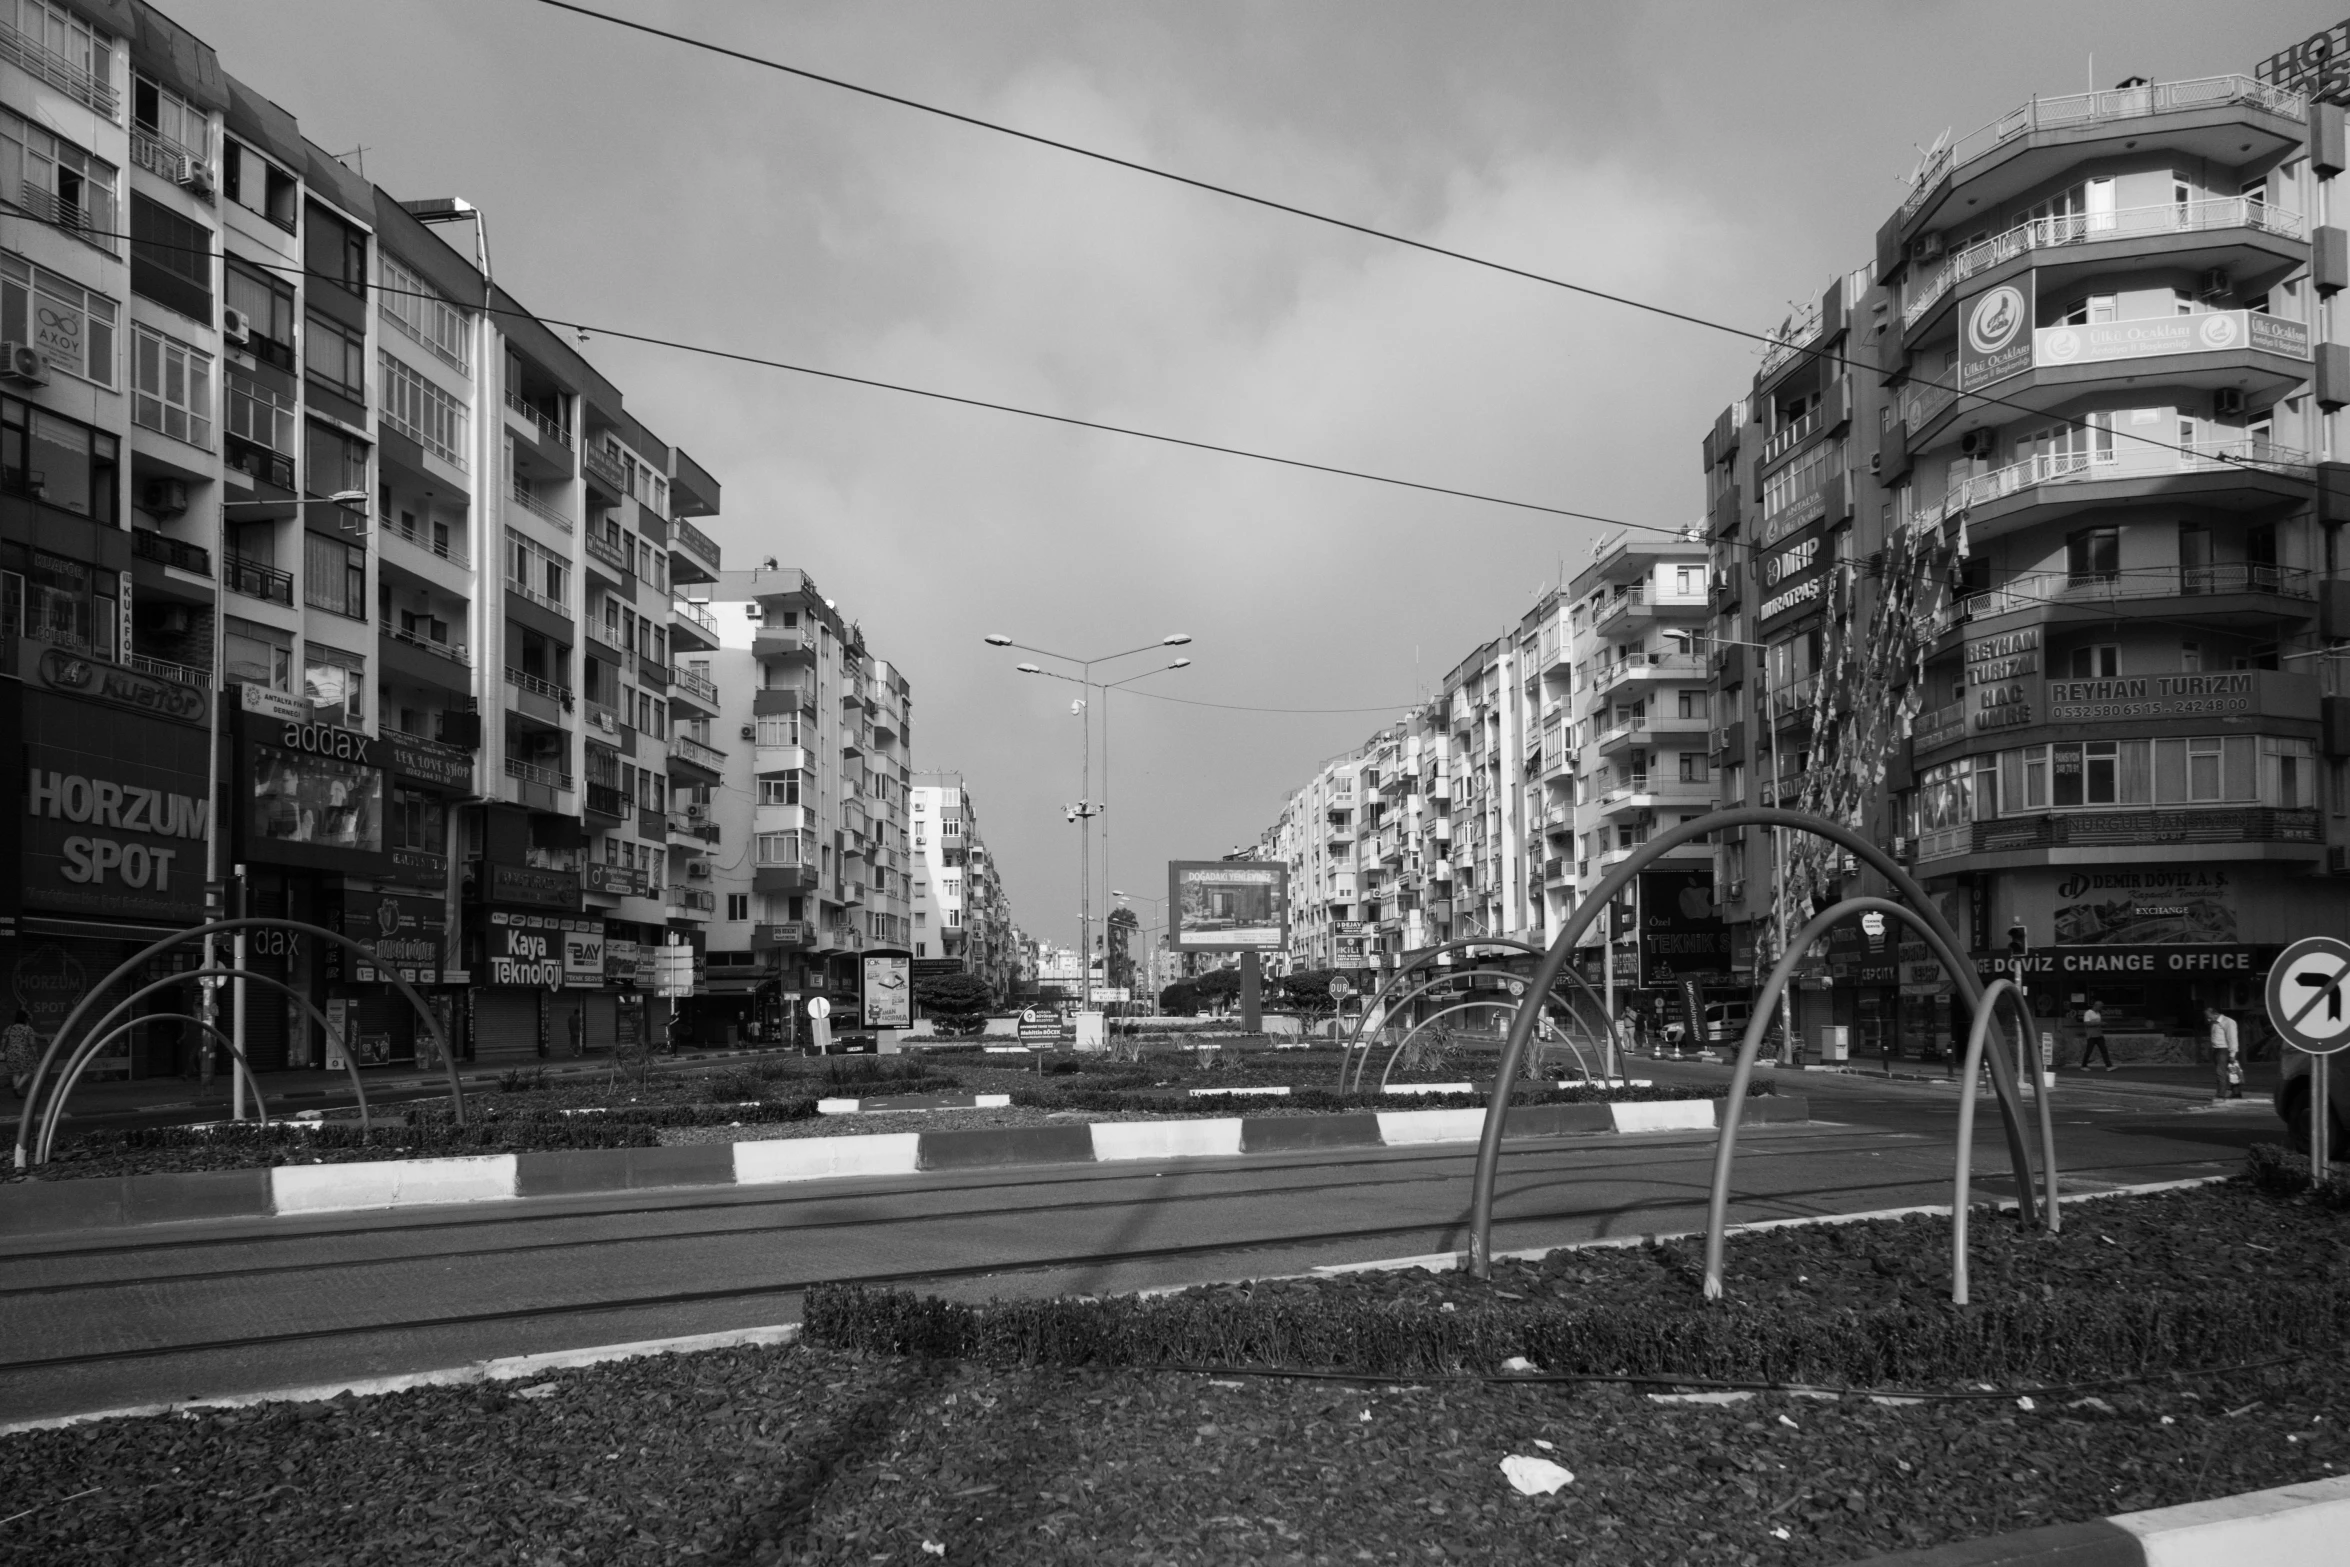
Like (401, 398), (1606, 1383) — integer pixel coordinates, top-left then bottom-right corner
(1371, 987), (1597, 1093)
(1350, 964), (1559, 1094)
(13, 917), (462, 1170)
(35, 966), (375, 1162)
(1467, 805), (2039, 1278)
(1340, 938), (1546, 1091)
(1702, 897), (2057, 1304)
(1951, 978), (2063, 1303)
(65, 1012), (274, 1127)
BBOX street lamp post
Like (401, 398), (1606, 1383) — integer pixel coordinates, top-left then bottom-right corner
(1110, 888), (1170, 1012)
(209, 492), (369, 1117)
(985, 633), (1190, 1022)
(1706, 633), (1795, 1063)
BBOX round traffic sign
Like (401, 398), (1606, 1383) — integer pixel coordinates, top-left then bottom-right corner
(2265, 937), (2350, 1055)
(806, 997), (832, 1021)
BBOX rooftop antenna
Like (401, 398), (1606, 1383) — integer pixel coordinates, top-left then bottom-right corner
(334, 145), (369, 176)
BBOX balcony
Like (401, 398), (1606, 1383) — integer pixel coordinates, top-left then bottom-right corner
(502, 756), (574, 792)
(224, 553), (293, 606)
(1597, 777), (1716, 820)
(1903, 197), (2307, 330)
(1593, 651), (1707, 698)
(1756, 299), (1823, 383)
(585, 781), (631, 821)
(380, 619), (472, 669)
(671, 516), (722, 575)
(0, 18), (117, 117)
(381, 511), (470, 570)
(1942, 436), (2314, 525)
(503, 666), (573, 726)
(1922, 806), (2322, 863)
(1595, 711), (1710, 756)
(1594, 584), (1710, 632)
(131, 528), (211, 578)
(132, 127), (209, 190)
(670, 599), (719, 649)
(583, 442), (628, 494)
(127, 653), (207, 689)
(507, 484), (574, 535)
(1758, 407), (1821, 467)
(1964, 563), (2315, 622)
(670, 663), (718, 706)
(1900, 75), (2304, 224)
(505, 574), (569, 620)
(504, 390), (572, 451)
(666, 884), (717, 917)
(668, 732), (727, 772)
(584, 525), (629, 576)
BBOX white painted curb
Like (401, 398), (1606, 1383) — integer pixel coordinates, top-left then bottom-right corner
(269, 1154), (517, 1215)
(1376, 1108), (1487, 1145)
(2115, 1472), (2350, 1566)
(1382, 1082), (1473, 1095)
(1188, 1085), (1291, 1097)
(734, 1133), (921, 1184)
(1089, 1118), (1245, 1161)
(0, 1325), (803, 1435)
(1609, 1099), (1717, 1134)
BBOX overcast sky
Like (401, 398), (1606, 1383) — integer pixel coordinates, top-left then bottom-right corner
(172, 0), (2342, 951)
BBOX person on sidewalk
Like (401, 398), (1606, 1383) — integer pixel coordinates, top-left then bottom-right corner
(567, 1008), (585, 1060)
(2, 1009), (37, 1101)
(2079, 999), (2114, 1072)
(2205, 1005), (2242, 1101)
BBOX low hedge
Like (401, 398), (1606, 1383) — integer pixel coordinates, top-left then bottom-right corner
(1002, 1081), (1770, 1115)
(2246, 1140), (2350, 1209)
(806, 1273), (2347, 1391)
(81, 1116), (663, 1158)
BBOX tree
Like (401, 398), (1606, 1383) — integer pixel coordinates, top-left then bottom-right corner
(1105, 907), (1139, 992)
(915, 972), (995, 1035)
(1277, 968), (1342, 1014)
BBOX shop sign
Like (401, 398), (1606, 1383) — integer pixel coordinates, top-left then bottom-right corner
(485, 910), (599, 989)
(263, 718), (378, 765)
(1974, 944), (2274, 980)
(247, 740), (384, 870)
(862, 953), (912, 1028)
(25, 643), (208, 726)
(240, 683), (306, 723)
(1637, 870), (1728, 986)
(21, 692), (209, 921)
(338, 889), (446, 984)
(564, 927), (604, 988)
(1912, 703), (1967, 754)
(1965, 627), (2040, 684)
(635, 946), (658, 988)
(389, 844), (447, 886)
(2042, 670), (2284, 726)
(1757, 571), (1826, 626)
(2052, 868), (2236, 945)
(480, 862), (583, 912)
(2033, 310), (2308, 370)
(584, 862), (649, 898)
(1958, 277), (2034, 390)
(2262, 18), (2350, 101)
(384, 732), (474, 793)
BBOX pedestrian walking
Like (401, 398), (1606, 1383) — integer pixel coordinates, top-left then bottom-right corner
(2, 1009), (38, 1101)
(2079, 1000), (2114, 1072)
(567, 1007), (585, 1060)
(2205, 1005), (2242, 1101)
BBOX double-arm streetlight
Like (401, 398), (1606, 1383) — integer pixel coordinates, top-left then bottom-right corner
(984, 632), (1190, 1011)
(1109, 888), (1171, 1009)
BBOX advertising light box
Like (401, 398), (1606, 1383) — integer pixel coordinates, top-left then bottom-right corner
(1169, 861), (1289, 951)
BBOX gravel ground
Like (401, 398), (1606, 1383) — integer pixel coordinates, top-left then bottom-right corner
(3, 1339), (2342, 1565)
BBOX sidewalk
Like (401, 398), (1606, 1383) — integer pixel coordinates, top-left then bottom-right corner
(1630, 1050), (2282, 1106)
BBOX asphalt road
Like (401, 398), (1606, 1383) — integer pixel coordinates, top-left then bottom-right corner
(0, 1064), (2282, 1426)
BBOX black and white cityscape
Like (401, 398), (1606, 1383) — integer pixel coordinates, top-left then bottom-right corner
(5, 2), (2350, 1563)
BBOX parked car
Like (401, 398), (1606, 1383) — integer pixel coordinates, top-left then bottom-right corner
(2274, 1048), (2350, 1154)
(1704, 999), (1752, 1048)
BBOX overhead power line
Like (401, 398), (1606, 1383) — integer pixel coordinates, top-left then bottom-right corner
(525, 0), (2301, 483)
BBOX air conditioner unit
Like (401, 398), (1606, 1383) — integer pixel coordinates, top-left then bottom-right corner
(221, 307), (251, 344)
(1868, 452), (1883, 475)
(1911, 231), (1944, 262)
(2214, 388), (2246, 418)
(0, 342), (46, 386)
(2197, 267), (2229, 299)
(686, 802), (708, 819)
(686, 862), (711, 880)
(739, 723), (757, 741)
(174, 155), (215, 197)
(1958, 428), (1991, 458)
(141, 477), (190, 517)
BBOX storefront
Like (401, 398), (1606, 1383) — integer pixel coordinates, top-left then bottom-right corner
(465, 860), (590, 1063)
(1826, 914), (1900, 1054)
(10, 659), (212, 1080)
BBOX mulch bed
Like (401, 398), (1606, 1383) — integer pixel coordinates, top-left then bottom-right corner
(2, 1338), (2344, 1564)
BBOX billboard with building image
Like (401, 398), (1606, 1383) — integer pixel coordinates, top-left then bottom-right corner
(1168, 861), (1289, 950)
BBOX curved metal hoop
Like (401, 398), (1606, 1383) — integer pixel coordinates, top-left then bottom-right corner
(1376, 994), (1593, 1092)
(1469, 805), (2038, 1278)
(1350, 967), (1597, 1093)
(1701, 896), (2053, 1303)
(14, 916), (459, 1167)
(1953, 978), (2063, 1303)
(1339, 939), (1547, 1091)
(38, 966), (373, 1161)
(66, 1012), (271, 1127)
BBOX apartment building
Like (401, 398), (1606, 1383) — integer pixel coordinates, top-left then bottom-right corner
(909, 770), (1018, 1002)
(1257, 738), (1373, 974)
(0, 0), (728, 1076)
(702, 566), (913, 1034)
(1709, 60), (2346, 1055)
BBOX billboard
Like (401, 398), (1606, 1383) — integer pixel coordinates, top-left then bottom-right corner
(1637, 870), (1730, 986)
(1169, 861), (1289, 951)
(862, 953), (912, 1027)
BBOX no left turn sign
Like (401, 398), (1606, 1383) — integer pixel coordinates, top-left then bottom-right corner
(2265, 936), (2350, 1055)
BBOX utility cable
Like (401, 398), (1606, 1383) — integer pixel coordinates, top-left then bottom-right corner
(523, 0), (2300, 481)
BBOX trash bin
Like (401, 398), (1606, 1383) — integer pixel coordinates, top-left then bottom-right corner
(1818, 1025), (1850, 1063)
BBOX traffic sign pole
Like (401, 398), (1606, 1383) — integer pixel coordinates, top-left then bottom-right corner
(2317, 1052), (2332, 1185)
(2263, 936), (2350, 1186)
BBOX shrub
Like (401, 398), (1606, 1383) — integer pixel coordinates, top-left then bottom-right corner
(2246, 1141), (2350, 1209)
(822, 1056), (958, 1088)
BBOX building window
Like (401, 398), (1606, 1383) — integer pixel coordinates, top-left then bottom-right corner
(0, 251), (114, 386)
(4, 2), (116, 115)
(379, 251), (469, 374)
(222, 140), (296, 230)
(380, 351), (468, 469)
(389, 788), (445, 858)
(305, 311), (366, 405)
(0, 102), (118, 250)
(756, 773), (802, 805)
(2065, 644), (2119, 679)
(224, 368), (295, 489)
(505, 527), (568, 612)
(1, 395), (116, 520)
(225, 258), (296, 369)
(2066, 527), (2120, 585)
(754, 830), (803, 865)
(1678, 752), (1709, 783)
(128, 192), (210, 322)
(726, 893), (749, 922)
(223, 615), (292, 691)
(130, 324), (212, 449)
(304, 201), (366, 297)
(754, 713), (800, 747)
(304, 646), (365, 727)
(303, 530), (365, 619)
(24, 550), (114, 659)
(131, 72), (208, 176)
